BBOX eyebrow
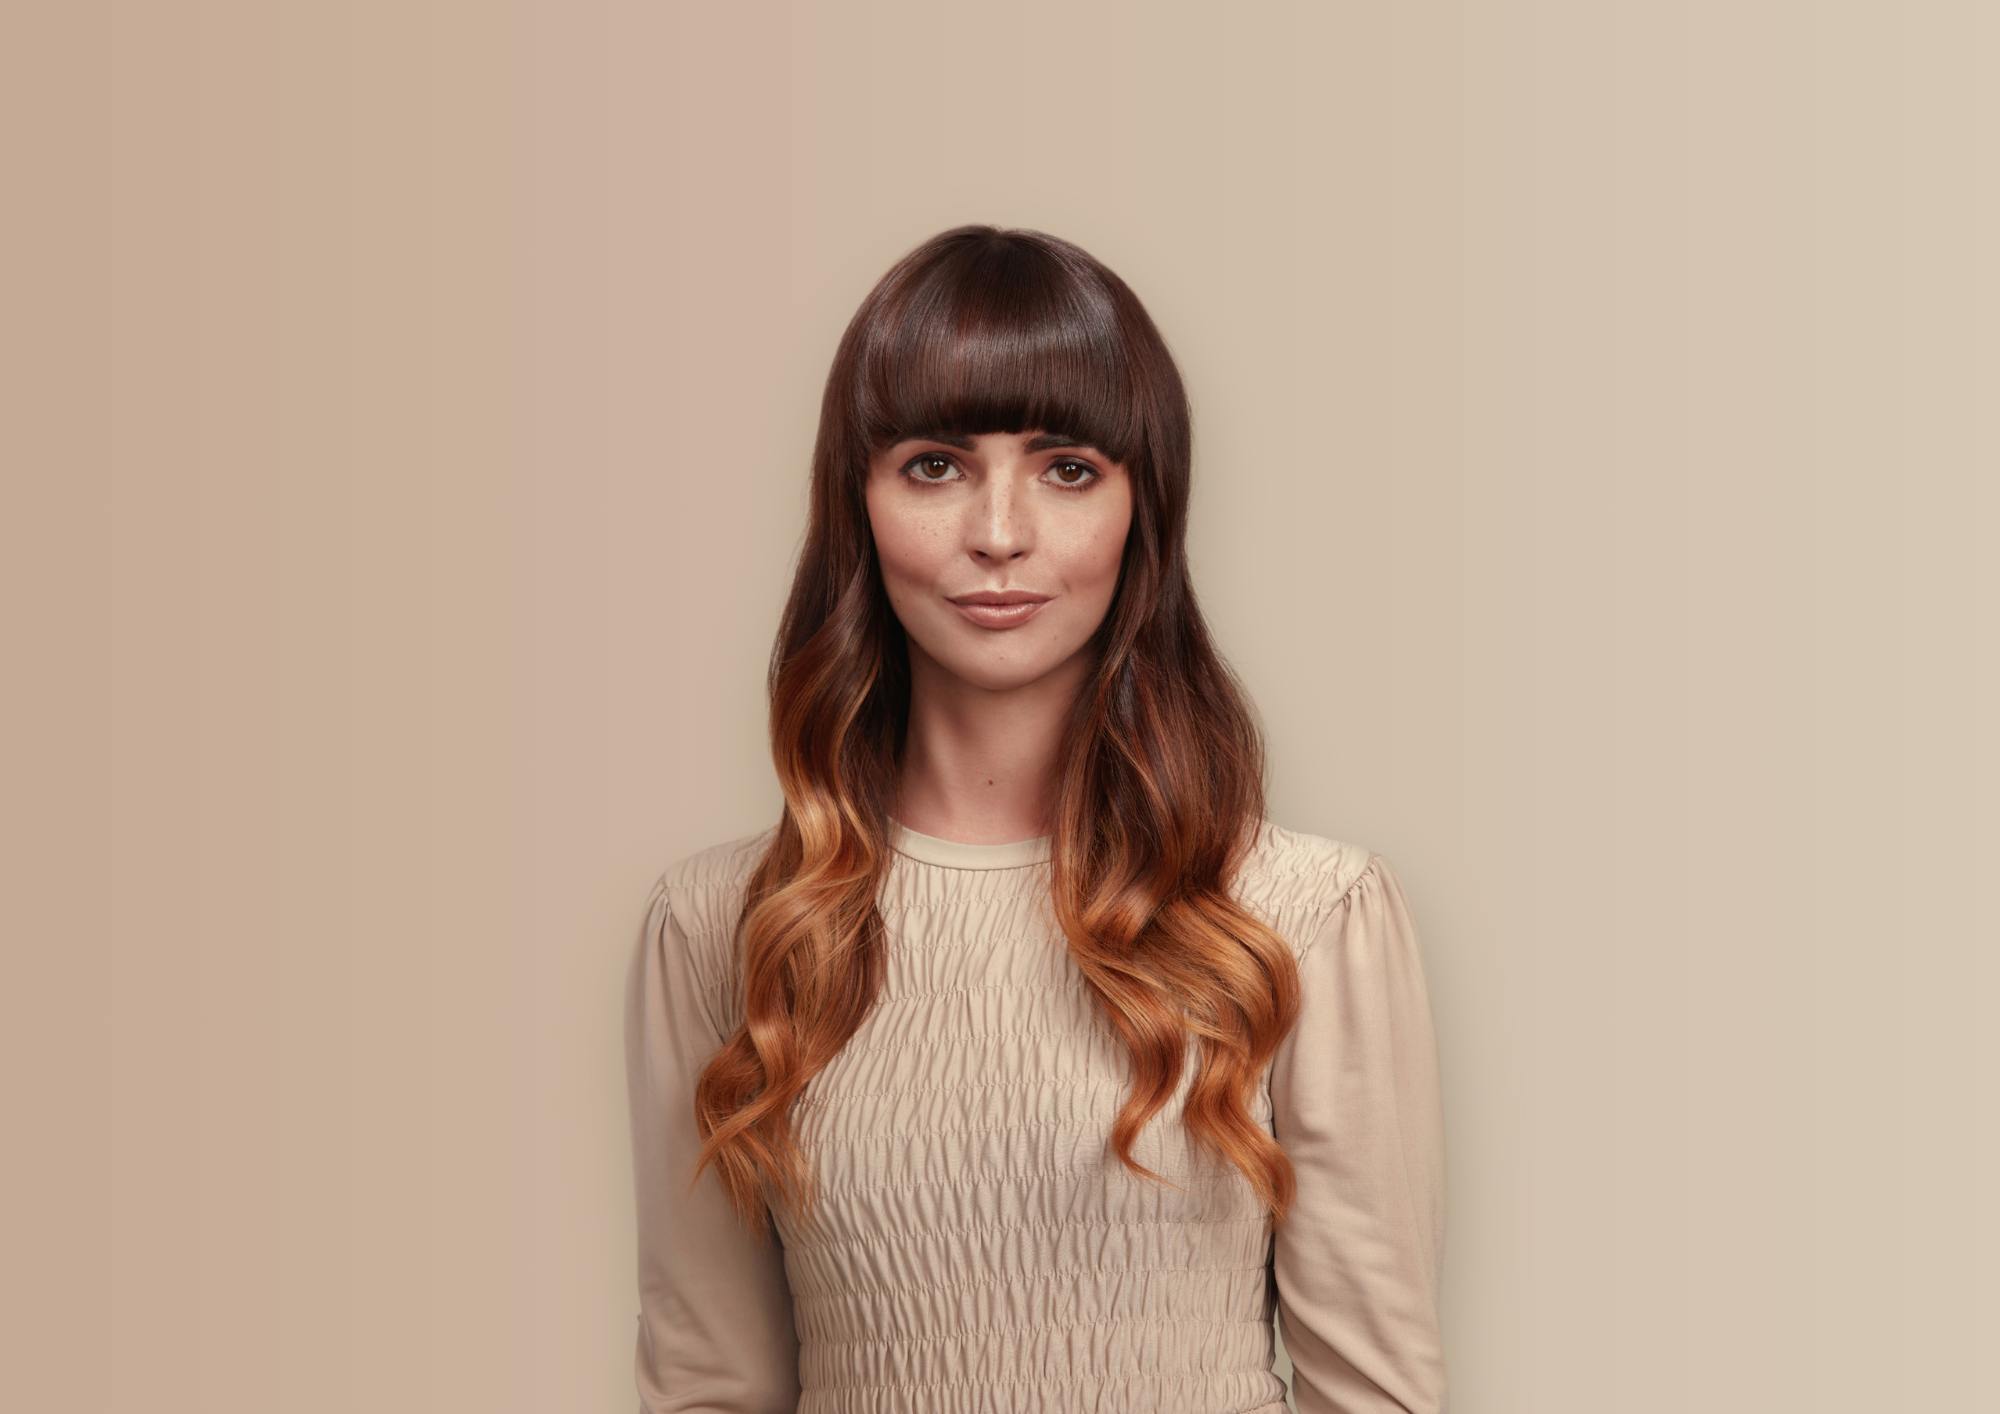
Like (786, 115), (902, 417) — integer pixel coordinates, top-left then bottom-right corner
(892, 431), (1098, 453)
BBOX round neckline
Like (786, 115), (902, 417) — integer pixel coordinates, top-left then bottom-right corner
(889, 822), (1051, 871)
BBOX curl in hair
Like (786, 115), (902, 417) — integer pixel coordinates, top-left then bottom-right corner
(693, 226), (1301, 1233)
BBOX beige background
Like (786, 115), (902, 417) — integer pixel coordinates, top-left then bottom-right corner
(3, 3), (1994, 1410)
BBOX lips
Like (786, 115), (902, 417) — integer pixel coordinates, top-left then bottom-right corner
(947, 591), (1052, 629)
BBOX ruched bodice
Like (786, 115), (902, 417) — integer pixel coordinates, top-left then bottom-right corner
(626, 824), (1446, 1414)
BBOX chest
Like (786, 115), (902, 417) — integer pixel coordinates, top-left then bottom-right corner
(777, 882), (1271, 1267)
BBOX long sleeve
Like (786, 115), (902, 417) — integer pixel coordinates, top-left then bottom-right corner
(625, 877), (800, 1413)
(1270, 855), (1448, 1414)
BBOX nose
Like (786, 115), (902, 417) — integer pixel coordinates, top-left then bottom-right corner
(966, 470), (1032, 565)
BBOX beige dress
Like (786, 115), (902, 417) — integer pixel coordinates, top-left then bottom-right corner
(625, 823), (1446, 1413)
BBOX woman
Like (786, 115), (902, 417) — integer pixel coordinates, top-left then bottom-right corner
(626, 227), (1446, 1413)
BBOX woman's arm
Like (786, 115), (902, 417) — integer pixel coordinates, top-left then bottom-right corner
(1270, 855), (1448, 1414)
(625, 878), (800, 1414)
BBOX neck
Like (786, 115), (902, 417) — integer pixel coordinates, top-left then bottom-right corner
(894, 643), (1090, 846)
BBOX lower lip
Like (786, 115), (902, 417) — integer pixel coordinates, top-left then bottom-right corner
(951, 599), (1050, 629)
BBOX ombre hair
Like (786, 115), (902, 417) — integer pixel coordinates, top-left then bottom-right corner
(692, 226), (1301, 1232)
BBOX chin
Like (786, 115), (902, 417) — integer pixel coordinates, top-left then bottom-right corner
(940, 659), (1066, 694)
(919, 633), (1081, 695)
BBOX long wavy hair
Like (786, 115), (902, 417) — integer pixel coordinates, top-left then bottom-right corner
(692, 226), (1301, 1233)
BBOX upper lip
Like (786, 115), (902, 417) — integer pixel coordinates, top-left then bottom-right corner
(947, 591), (1052, 605)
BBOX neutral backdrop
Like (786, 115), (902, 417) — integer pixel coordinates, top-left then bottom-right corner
(3, 4), (1994, 1411)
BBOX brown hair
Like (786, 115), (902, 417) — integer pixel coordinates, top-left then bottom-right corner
(691, 226), (1301, 1231)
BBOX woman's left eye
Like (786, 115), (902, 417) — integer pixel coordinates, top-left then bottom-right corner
(1044, 460), (1097, 488)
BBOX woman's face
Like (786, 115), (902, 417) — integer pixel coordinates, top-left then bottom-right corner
(865, 431), (1134, 696)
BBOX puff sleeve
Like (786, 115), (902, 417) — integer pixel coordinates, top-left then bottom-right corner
(1270, 855), (1448, 1413)
(625, 878), (800, 1412)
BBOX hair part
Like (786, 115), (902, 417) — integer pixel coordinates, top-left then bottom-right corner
(691, 226), (1301, 1234)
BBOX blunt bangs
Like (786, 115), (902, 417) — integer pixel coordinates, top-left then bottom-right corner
(849, 233), (1144, 467)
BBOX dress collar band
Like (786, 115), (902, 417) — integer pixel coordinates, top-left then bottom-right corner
(889, 823), (1052, 871)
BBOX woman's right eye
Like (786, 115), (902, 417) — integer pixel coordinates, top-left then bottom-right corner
(905, 454), (963, 483)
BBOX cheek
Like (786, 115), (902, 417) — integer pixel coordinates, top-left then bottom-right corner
(1085, 523), (1129, 588)
(866, 486), (954, 600)
(865, 487), (917, 582)
(1062, 497), (1134, 601)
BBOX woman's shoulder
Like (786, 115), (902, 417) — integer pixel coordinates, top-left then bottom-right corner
(1234, 821), (1385, 954)
(652, 827), (773, 945)
(1238, 820), (1378, 895)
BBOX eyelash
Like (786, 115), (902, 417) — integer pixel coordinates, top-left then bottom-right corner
(1044, 458), (1100, 490)
(899, 454), (1101, 491)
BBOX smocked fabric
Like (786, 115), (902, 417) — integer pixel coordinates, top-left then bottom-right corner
(626, 824), (1447, 1414)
